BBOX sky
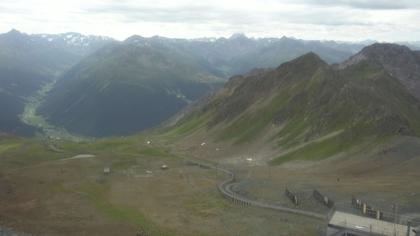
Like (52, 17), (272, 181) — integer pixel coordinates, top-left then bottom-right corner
(1, 0), (420, 42)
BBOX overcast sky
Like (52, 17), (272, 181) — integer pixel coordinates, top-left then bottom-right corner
(1, 0), (420, 41)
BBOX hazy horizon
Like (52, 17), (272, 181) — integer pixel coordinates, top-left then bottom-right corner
(3, 28), (419, 45)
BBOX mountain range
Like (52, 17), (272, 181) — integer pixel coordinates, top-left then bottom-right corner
(164, 43), (420, 164)
(37, 40), (223, 137)
(33, 32), (370, 137)
(2, 29), (420, 139)
(0, 29), (113, 135)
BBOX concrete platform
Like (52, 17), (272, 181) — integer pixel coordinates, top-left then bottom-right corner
(327, 211), (416, 236)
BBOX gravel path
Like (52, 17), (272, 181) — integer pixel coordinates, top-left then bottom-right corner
(0, 226), (32, 236)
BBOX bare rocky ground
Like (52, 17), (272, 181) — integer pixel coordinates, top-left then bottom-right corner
(0, 226), (32, 236)
(0, 138), (324, 236)
(1, 134), (420, 235)
(167, 134), (420, 228)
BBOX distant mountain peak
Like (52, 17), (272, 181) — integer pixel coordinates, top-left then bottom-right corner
(280, 36), (292, 40)
(301, 51), (323, 60)
(5, 28), (25, 38)
(339, 43), (410, 68)
(125, 35), (145, 41)
(278, 51), (327, 70)
(341, 42), (420, 101)
(360, 43), (412, 56)
(3, 28), (28, 42)
(229, 33), (248, 40)
(342, 43), (416, 69)
(8, 28), (21, 34)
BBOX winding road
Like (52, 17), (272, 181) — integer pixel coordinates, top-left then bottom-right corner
(190, 160), (327, 220)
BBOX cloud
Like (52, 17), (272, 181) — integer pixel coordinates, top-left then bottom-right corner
(84, 4), (230, 24)
(292, 0), (420, 10)
(0, 0), (419, 41)
(81, 1), (368, 26)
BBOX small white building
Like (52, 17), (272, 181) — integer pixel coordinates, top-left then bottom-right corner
(103, 167), (111, 174)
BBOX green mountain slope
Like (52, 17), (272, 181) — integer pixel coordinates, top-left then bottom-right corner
(342, 43), (420, 101)
(38, 42), (223, 137)
(165, 46), (420, 164)
(0, 29), (112, 135)
(2, 30), (365, 137)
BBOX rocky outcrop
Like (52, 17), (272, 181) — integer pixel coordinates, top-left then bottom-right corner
(342, 43), (420, 101)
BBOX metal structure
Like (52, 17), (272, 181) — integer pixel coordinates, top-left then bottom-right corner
(285, 188), (299, 206)
(187, 159), (325, 219)
(313, 190), (335, 209)
(327, 211), (416, 236)
(185, 158), (419, 236)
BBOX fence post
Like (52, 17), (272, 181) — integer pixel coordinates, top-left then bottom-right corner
(363, 203), (367, 215)
(406, 221), (411, 236)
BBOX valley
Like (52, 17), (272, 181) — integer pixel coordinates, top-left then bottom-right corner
(19, 80), (87, 142)
(20, 80), (81, 141)
(20, 80), (56, 132)
(1, 28), (420, 236)
(0, 29), (113, 136)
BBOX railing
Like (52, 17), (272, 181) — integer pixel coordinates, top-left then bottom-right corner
(187, 159), (326, 220)
(186, 159), (420, 228)
(313, 190), (335, 209)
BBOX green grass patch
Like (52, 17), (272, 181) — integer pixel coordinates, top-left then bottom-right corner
(165, 112), (210, 137)
(61, 137), (141, 156)
(0, 143), (21, 154)
(183, 192), (228, 217)
(0, 139), (67, 170)
(218, 92), (291, 144)
(270, 133), (361, 165)
(111, 159), (138, 170)
(138, 146), (172, 157)
(218, 115), (270, 144)
(78, 183), (174, 235)
(59, 137), (175, 161)
(48, 183), (69, 193)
